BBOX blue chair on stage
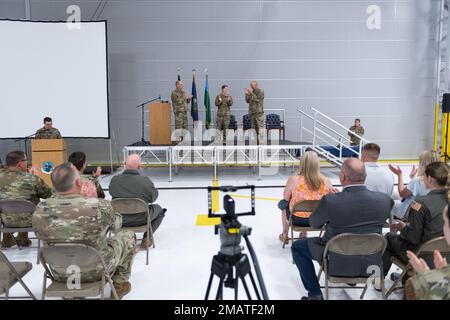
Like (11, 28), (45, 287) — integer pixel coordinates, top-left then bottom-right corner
(265, 113), (285, 141)
(228, 115), (237, 130)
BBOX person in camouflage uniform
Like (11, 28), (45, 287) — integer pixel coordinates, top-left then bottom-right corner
(405, 205), (450, 300)
(68, 151), (105, 199)
(35, 117), (62, 139)
(215, 84), (233, 141)
(245, 81), (265, 144)
(171, 80), (192, 133)
(349, 118), (364, 146)
(32, 163), (136, 299)
(0, 150), (52, 247)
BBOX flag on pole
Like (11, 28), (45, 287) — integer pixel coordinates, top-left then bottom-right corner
(204, 69), (212, 129)
(191, 70), (199, 122)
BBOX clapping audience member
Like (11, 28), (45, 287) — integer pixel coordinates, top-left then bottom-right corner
(405, 205), (450, 300)
(68, 151), (105, 198)
(383, 162), (449, 281)
(389, 150), (439, 219)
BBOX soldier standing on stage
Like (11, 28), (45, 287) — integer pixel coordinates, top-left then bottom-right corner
(215, 84), (233, 141)
(245, 81), (265, 144)
(35, 117), (62, 139)
(171, 80), (192, 132)
(349, 118), (365, 146)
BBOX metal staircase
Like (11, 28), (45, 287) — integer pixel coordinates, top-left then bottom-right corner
(297, 107), (369, 166)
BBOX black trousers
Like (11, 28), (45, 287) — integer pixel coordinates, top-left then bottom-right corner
(121, 204), (165, 236)
(286, 207), (310, 227)
(382, 233), (415, 276)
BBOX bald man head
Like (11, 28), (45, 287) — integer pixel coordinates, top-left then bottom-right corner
(339, 158), (367, 186)
(125, 154), (141, 171)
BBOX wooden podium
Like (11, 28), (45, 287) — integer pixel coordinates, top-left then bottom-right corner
(148, 102), (171, 145)
(31, 139), (67, 187)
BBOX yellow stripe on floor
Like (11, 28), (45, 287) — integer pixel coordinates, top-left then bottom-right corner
(196, 214), (221, 226)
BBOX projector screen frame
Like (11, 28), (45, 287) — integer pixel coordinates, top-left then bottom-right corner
(0, 18), (111, 140)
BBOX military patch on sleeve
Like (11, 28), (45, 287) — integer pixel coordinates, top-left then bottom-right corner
(410, 201), (422, 212)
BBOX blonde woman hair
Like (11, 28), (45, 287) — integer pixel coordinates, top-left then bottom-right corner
(298, 151), (324, 191)
(418, 150), (440, 177)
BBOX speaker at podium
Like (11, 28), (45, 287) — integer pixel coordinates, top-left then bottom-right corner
(148, 102), (172, 145)
(31, 139), (67, 187)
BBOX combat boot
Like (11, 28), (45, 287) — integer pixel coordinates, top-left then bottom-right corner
(16, 232), (32, 247)
(1, 233), (15, 248)
(111, 281), (131, 300)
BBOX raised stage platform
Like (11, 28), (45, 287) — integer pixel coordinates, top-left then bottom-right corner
(124, 139), (312, 181)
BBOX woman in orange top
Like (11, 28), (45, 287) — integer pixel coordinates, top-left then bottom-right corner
(279, 151), (333, 243)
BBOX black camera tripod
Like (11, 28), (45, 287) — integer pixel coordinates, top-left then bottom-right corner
(204, 187), (269, 300)
(205, 245), (262, 300)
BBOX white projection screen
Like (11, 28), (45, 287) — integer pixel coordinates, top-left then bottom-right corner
(0, 20), (109, 138)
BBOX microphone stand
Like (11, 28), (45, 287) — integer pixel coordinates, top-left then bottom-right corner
(135, 95), (162, 145)
(13, 133), (36, 163)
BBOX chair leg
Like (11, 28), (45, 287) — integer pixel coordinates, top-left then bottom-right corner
(100, 275), (105, 300)
(5, 274), (10, 300)
(360, 283), (368, 299)
(381, 274), (386, 300)
(36, 239), (41, 265)
(386, 268), (408, 298)
(106, 275), (119, 300)
(11, 233), (21, 250)
(325, 275), (329, 300)
(317, 266), (323, 282)
(16, 274), (37, 300)
(41, 272), (47, 300)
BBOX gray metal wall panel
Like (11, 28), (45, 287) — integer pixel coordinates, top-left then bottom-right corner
(0, 0), (440, 160)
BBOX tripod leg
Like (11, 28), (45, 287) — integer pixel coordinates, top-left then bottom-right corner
(248, 271), (262, 300)
(240, 276), (252, 300)
(216, 278), (224, 300)
(235, 276), (239, 300)
(205, 273), (214, 300)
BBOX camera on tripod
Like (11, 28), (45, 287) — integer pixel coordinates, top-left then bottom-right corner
(204, 185), (269, 300)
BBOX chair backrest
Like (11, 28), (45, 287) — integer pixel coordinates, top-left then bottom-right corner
(416, 237), (450, 267)
(291, 200), (319, 213)
(39, 242), (107, 282)
(265, 113), (281, 128)
(228, 114), (237, 129)
(243, 114), (251, 130)
(111, 198), (149, 215)
(0, 199), (36, 214)
(324, 233), (386, 257)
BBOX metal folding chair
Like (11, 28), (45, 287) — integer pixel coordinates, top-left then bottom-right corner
(39, 242), (118, 300)
(321, 233), (387, 300)
(112, 198), (154, 266)
(0, 199), (41, 264)
(283, 200), (323, 249)
(386, 236), (450, 298)
(0, 250), (36, 300)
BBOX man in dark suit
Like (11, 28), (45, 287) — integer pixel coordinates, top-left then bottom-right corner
(291, 158), (392, 300)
